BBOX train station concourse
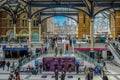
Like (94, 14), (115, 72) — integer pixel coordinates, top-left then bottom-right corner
(1, 0), (120, 80)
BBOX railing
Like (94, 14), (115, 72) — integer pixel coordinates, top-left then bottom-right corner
(19, 51), (44, 67)
(76, 50), (101, 67)
(108, 42), (120, 66)
(110, 42), (120, 59)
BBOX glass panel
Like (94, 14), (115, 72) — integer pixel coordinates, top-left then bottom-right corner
(22, 20), (24, 27)
(25, 20), (27, 27)
(9, 31), (14, 39)
(32, 32), (39, 42)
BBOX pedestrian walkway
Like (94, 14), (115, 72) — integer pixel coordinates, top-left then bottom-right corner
(0, 43), (120, 80)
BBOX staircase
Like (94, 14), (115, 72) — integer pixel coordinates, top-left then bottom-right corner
(19, 51), (44, 67)
(76, 50), (100, 66)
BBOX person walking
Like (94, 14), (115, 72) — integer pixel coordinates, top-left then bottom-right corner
(103, 61), (107, 70)
(6, 61), (10, 71)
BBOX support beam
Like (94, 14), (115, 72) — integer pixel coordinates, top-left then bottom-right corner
(40, 13), (78, 16)
(13, 24), (16, 38)
(30, 3), (85, 7)
(90, 18), (94, 59)
(39, 24), (41, 42)
(28, 19), (32, 48)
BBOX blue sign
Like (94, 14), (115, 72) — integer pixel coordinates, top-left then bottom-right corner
(3, 47), (28, 51)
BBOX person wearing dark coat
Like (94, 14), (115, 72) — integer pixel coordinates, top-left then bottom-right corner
(61, 72), (65, 80)
(86, 70), (91, 80)
(54, 69), (59, 80)
(2, 61), (6, 70)
(76, 63), (79, 74)
(6, 61), (10, 71)
(103, 74), (109, 80)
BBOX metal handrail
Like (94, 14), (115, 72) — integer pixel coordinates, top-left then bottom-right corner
(109, 43), (120, 59)
(76, 50), (101, 67)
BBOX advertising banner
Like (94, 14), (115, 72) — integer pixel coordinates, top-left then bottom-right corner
(43, 57), (75, 72)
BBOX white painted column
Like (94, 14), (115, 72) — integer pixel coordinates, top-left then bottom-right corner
(89, 18), (95, 59)
(64, 41), (65, 54)
(90, 18), (94, 51)
(28, 19), (32, 48)
(39, 24), (41, 42)
(13, 24), (16, 38)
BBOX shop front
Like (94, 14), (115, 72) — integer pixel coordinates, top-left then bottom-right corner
(2, 45), (28, 59)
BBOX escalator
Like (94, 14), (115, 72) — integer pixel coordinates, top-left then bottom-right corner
(107, 42), (120, 66)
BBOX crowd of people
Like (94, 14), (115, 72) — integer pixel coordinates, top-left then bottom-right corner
(0, 61), (20, 80)
(0, 36), (111, 80)
(8, 67), (20, 80)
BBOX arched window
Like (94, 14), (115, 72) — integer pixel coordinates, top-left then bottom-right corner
(20, 13), (27, 27)
(21, 31), (28, 34)
(9, 31), (14, 39)
(32, 31), (39, 42)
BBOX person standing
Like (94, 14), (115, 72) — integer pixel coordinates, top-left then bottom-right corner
(78, 77), (81, 80)
(54, 63), (58, 71)
(66, 44), (69, 51)
(12, 62), (15, 71)
(44, 47), (47, 54)
(45, 61), (50, 71)
(15, 73), (20, 80)
(61, 72), (65, 80)
(86, 69), (91, 80)
(6, 61), (10, 71)
(60, 48), (63, 56)
(76, 63), (79, 74)
(54, 69), (59, 80)
(103, 73), (109, 80)
(69, 39), (72, 47)
(55, 47), (58, 56)
(61, 62), (65, 71)
(39, 63), (42, 73)
(2, 60), (6, 70)
(8, 74), (15, 80)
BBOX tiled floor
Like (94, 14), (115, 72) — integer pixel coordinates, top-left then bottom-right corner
(0, 43), (120, 80)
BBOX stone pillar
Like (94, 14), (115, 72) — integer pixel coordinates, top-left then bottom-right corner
(13, 24), (16, 38)
(78, 12), (90, 39)
(28, 19), (32, 48)
(90, 18), (94, 59)
(39, 24), (41, 42)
